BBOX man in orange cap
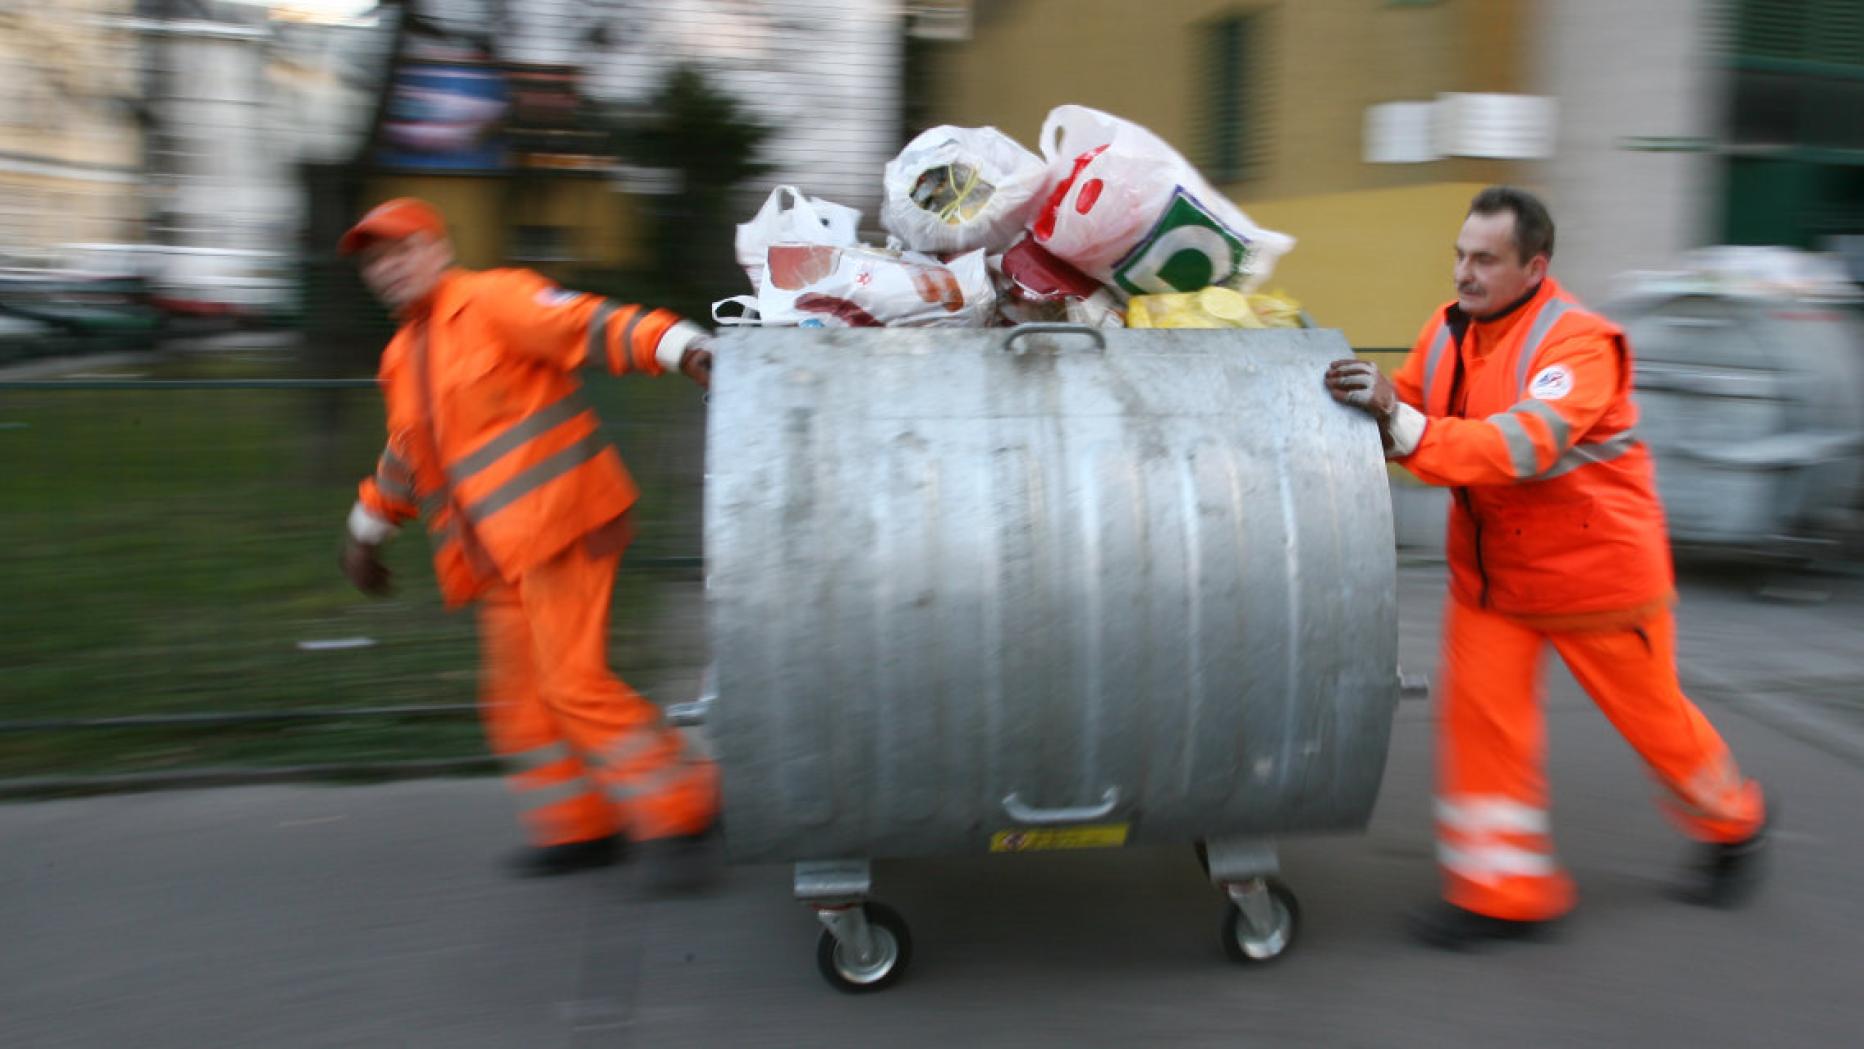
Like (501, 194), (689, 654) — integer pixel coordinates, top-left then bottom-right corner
(1325, 187), (1768, 948)
(336, 197), (720, 878)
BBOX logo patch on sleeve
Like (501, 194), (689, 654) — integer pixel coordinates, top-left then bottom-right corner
(535, 287), (582, 307)
(1529, 364), (1574, 401)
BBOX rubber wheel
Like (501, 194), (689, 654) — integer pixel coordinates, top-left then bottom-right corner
(816, 902), (912, 993)
(1221, 879), (1300, 964)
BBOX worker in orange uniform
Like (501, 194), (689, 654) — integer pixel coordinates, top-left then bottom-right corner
(335, 198), (718, 878)
(1325, 187), (1769, 948)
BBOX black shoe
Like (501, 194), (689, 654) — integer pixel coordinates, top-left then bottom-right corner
(1408, 900), (1560, 951)
(506, 835), (625, 878)
(637, 822), (723, 894)
(1674, 814), (1770, 909)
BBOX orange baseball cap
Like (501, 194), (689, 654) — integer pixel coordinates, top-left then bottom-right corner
(338, 197), (447, 256)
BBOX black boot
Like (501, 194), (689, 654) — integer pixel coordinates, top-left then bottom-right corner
(637, 821), (722, 894)
(1408, 900), (1560, 951)
(1674, 814), (1770, 909)
(506, 834), (625, 878)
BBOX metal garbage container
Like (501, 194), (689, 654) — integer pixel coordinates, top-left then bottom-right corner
(699, 323), (1399, 990)
(1606, 290), (1864, 556)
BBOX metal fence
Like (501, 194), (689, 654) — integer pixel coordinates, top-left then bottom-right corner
(0, 368), (708, 796)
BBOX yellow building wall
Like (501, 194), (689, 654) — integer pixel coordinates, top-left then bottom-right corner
(358, 178), (505, 267)
(925, 0), (1523, 202)
(924, 0), (1254, 166)
(509, 182), (646, 273)
(359, 176), (645, 273)
(1246, 181), (1491, 350)
(919, 0), (1532, 353)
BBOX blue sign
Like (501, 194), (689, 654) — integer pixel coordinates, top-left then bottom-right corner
(374, 61), (509, 172)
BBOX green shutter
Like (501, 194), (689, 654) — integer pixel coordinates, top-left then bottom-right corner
(1199, 11), (1263, 184)
(1732, 0), (1864, 70)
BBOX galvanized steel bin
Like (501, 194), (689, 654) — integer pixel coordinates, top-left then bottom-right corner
(700, 323), (1399, 988)
(1608, 292), (1864, 554)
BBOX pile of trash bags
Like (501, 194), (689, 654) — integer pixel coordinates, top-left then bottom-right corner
(715, 105), (1303, 332)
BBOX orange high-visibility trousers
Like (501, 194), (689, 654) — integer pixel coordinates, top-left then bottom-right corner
(1435, 598), (1765, 921)
(475, 540), (717, 846)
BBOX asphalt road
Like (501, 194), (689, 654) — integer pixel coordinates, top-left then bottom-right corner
(3, 564), (1860, 1048)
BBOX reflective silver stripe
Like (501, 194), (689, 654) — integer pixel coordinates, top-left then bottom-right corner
(462, 432), (612, 523)
(592, 728), (692, 801)
(585, 300), (621, 368)
(593, 730), (666, 773)
(602, 758), (700, 802)
(1515, 298), (1575, 391)
(1438, 842), (1559, 880)
(446, 391), (592, 485)
(1488, 410), (1541, 478)
(503, 741), (573, 773)
(376, 447), (416, 502)
(426, 497), (455, 542)
(1435, 797), (1550, 836)
(1540, 428), (1640, 480)
(1420, 323), (1452, 405)
(617, 307), (648, 370)
(375, 472), (415, 504)
(1511, 398), (1572, 452)
(514, 776), (601, 812)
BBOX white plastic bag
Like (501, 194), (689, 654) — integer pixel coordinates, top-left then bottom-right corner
(1030, 105), (1293, 295)
(882, 126), (1048, 255)
(718, 243), (996, 328)
(733, 185), (861, 291)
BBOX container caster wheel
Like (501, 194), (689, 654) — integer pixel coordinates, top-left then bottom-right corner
(1222, 878), (1299, 964)
(815, 901), (912, 993)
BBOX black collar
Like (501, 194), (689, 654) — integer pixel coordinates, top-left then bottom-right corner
(1443, 282), (1543, 348)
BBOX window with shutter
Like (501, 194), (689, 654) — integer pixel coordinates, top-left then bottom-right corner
(1197, 10), (1267, 185)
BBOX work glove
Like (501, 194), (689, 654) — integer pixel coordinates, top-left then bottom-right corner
(341, 539), (394, 597)
(680, 336), (715, 389)
(1324, 359), (1397, 417)
(1323, 359), (1425, 457)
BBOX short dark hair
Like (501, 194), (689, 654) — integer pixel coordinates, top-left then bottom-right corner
(1469, 186), (1555, 263)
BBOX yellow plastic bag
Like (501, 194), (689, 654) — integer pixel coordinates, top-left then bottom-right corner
(1125, 287), (1304, 329)
(1244, 290), (1304, 328)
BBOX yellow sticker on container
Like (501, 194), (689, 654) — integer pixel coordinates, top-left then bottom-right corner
(989, 824), (1130, 853)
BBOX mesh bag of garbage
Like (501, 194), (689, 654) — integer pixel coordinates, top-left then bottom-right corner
(882, 126), (1049, 256)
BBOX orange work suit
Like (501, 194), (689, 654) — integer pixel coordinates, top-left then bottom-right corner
(1391, 278), (1765, 921)
(349, 268), (715, 845)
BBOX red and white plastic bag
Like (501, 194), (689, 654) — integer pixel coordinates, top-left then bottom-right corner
(733, 185), (862, 292)
(1030, 105), (1293, 296)
(714, 244), (996, 329)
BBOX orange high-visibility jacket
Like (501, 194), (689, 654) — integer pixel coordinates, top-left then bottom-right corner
(1391, 278), (1672, 617)
(351, 268), (702, 606)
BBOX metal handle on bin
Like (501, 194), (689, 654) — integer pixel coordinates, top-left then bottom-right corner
(666, 665), (716, 727)
(1002, 323), (1108, 355)
(1001, 786), (1121, 825)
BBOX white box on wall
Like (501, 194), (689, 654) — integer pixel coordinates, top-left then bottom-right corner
(1434, 92), (1558, 160)
(1364, 101), (1442, 164)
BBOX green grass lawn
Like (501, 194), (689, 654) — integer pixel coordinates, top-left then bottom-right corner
(0, 352), (707, 779)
